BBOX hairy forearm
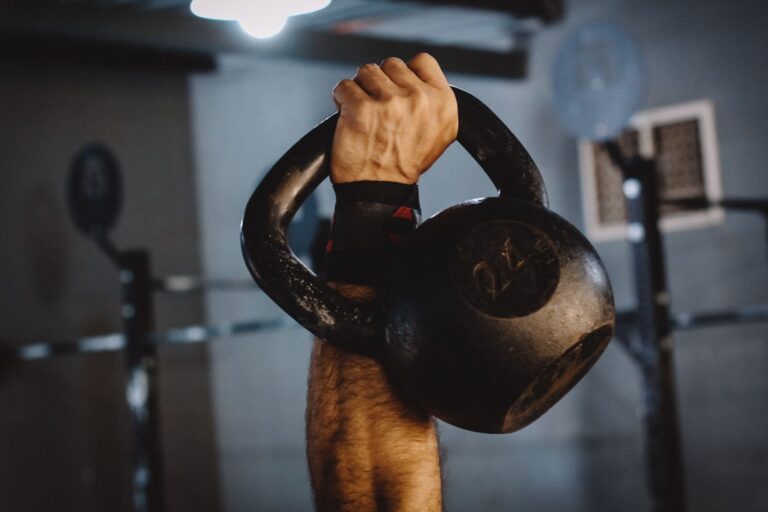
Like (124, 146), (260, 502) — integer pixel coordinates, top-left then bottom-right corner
(306, 283), (442, 512)
(306, 52), (453, 512)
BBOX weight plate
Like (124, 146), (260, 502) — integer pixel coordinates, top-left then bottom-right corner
(66, 143), (123, 237)
(552, 20), (645, 141)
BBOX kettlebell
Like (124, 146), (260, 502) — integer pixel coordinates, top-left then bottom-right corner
(241, 88), (615, 434)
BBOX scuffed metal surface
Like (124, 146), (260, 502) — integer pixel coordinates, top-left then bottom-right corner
(241, 87), (615, 433)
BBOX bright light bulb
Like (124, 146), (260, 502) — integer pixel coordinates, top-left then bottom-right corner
(238, 13), (289, 39)
(190, 0), (332, 39)
(190, 0), (242, 21)
(289, 0), (332, 16)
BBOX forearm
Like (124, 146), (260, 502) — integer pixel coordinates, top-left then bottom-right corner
(306, 284), (442, 512)
(306, 52), (454, 512)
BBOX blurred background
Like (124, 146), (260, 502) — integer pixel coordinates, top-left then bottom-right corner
(1, 0), (767, 511)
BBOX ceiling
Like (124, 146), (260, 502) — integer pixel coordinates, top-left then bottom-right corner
(1, 0), (564, 77)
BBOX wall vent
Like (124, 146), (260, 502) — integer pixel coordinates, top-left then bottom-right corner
(579, 100), (723, 241)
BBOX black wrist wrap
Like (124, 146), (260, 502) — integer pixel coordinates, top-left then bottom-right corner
(324, 181), (420, 286)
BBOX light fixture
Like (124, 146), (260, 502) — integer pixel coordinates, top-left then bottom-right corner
(237, 12), (289, 40)
(190, 0), (332, 39)
(189, 0), (241, 21)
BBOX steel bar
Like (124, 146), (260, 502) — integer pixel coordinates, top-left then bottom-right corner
(673, 305), (768, 330)
(0, 317), (288, 363)
(154, 318), (288, 344)
(617, 304), (768, 335)
(152, 275), (260, 293)
(1, 31), (217, 73)
(119, 250), (165, 512)
(607, 142), (687, 512)
(662, 197), (768, 212)
(387, 0), (564, 22)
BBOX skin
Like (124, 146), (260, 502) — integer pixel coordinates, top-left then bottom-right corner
(305, 53), (458, 512)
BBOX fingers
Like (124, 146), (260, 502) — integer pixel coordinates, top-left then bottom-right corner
(407, 53), (449, 88)
(379, 57), (421, 88)
(334, 53), (449, 110)
(353, 63), (397, 98)
(332, 79), (367, 110)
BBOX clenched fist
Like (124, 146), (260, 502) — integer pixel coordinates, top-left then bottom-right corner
(330, 53), (458, 185)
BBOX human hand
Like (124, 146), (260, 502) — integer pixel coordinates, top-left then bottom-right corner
(330, 53), (458, 185)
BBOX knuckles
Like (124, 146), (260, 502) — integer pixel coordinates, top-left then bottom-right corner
(334, 78), (355, 91)
(380, 57), (405, 70)
(337, 54), (453, 131)
(408, 52), (438, 69)
(356, 62), (379, 76)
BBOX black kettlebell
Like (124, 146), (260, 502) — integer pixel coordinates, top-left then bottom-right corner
(241, 88), (615, 434)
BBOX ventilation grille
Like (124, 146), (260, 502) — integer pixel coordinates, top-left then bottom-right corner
(579, 100), (723, 241)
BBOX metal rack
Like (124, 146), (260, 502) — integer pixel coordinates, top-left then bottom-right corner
(607, 141), (768, 512)
(0, 147), (325, 511)
(0, 238), (288, 512)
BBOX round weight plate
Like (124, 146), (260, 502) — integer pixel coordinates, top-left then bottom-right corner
(66, 143), (122, 237)
(552, 20), (645, 141)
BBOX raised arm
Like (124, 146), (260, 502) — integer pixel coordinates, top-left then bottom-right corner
(305, 53), (458, 512)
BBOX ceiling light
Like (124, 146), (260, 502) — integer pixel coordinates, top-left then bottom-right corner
(190, 0), (241, 21)
(190, 0), (332, 39)
(238, 13), (289, 39)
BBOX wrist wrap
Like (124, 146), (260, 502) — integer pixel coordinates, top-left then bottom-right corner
(324, 181), (420, 286)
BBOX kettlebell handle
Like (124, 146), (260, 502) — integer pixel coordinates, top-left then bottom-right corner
(241, 88), (547, 356)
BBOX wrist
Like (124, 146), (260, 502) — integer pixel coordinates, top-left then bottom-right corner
(331, 165), (418, 185)
(324, 181), (420, 287)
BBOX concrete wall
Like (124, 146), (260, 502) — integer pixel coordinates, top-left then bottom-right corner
(0, 60), (220, 511)
(185, 0), (763, 510)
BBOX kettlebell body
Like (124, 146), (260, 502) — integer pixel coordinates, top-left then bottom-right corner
(241, 87), (615, 434)
(384, 198), (614, 433)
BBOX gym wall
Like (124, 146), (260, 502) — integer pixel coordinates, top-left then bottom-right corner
(0, 61), (220, 511)
(190, 0), (768, 511)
